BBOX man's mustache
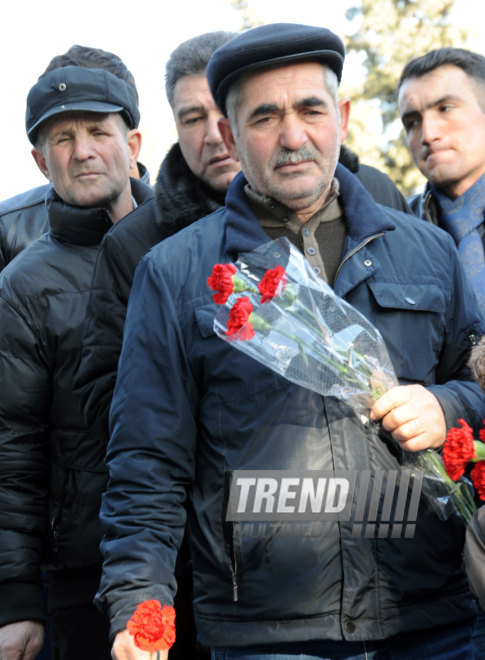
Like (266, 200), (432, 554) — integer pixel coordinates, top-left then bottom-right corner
(274, 147), (315, 167)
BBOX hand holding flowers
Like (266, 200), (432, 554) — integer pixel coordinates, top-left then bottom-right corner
(207, 238), (482, 524)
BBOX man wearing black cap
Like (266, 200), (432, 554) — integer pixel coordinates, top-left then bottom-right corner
(0, 46), (152, 660)
(96, 24), (484, 659)
(0, 45), (150, 272)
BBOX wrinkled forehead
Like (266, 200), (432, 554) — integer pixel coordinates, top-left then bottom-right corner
(38, 110), (123, 140)
(237, 61), (334, 105)
(171, 73), (218, 115)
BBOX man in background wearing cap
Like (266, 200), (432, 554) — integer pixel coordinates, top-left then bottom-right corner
(0, 46), (152, 660)
(96, 24), (484, 659)
(0, 45), (150, 273)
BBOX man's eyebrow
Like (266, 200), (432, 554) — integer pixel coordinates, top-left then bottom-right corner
(299, 96), (329, 108)
(401, 94), (464, 123)
(248, 103), (279, 122)
(248, 96), (328, 122)
(177, 105), (205, 121)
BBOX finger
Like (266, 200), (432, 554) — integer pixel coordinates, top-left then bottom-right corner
(379, 401), (418, 435)
(370, 386), (409, 421)
(398, 430), (434, 453)
(387, 416), (423, 445)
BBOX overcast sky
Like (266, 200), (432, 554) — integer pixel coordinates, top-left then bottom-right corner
(1, 0), (482, 199)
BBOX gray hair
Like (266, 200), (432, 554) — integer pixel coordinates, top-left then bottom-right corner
(165, 31), (237, 107)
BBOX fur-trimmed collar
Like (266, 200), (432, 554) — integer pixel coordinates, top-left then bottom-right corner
(153, 143), (226, 236)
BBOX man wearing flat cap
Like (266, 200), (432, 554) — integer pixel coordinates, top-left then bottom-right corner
(0, 45), (151, 272)
(0, 46), (152, 660)
(96, 24), (485, 659)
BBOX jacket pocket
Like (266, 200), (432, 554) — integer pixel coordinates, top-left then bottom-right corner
(366, 281), (446, 383)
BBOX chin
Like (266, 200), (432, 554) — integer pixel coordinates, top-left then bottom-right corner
(209, 174), (237, 194)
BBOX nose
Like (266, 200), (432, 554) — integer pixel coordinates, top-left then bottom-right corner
(420, 115), (441, 146)
(279, 113), (307, 151)
(204, 112), (224, 146)
(72, 134), (95, 160)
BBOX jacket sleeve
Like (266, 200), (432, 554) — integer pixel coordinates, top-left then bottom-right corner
(0, 284), (49, 626)
(427, 232), (485, 434)
(465, 506), (485, 610)
(75, 231), (134, 434)
(96, 252), (198, 636)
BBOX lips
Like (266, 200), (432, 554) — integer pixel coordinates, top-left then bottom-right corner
(275, 160), (312, 172)
(75, 171), (102, 177)
(208, 154), (232, 166)
(424, 148), (450, 163)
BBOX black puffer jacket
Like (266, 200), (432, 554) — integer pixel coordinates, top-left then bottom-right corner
(76, 143), (226, 429)
(0, 184), (50, 270)
(76, 144), (409, 431)
(0, 179), (153, 627)
(0, 164), (150, 272)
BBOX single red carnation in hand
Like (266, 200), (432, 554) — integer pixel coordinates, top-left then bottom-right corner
(207, 263), (237, 304)
(442, 419), (476, 481)
(479, 422), (485, 444)
(471, 462), (485, 501)
(258, 266), (287, 303)
(226, 296), (254, 341)
(127, 600), (176, 652)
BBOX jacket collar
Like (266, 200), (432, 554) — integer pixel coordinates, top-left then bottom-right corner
(47, 177), (153, 247)
(154, 143), (226, 235)
(225, 164), (395, 257)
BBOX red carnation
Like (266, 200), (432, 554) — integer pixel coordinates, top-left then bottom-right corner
(471, 462), (485, 501)
(442, 419), (476, 481)
(208, 263), (237, 304)
(258, 266), (287, 303)
(127, 600), (176, 652)
(226, 296), (254, 341)
(479, 423), (485, 444)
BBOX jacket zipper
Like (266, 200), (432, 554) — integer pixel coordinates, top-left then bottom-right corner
(50, 513), (61, 553)
(229, 522), (240, 602)
(232, 569), (239, 602)
(334, 232), (385, 282)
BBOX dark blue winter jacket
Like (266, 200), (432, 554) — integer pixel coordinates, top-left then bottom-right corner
(97, 166), (485, 647)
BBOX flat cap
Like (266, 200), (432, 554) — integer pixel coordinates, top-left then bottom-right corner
(26, 65), (140, 145)
(207, 23), (345, 116)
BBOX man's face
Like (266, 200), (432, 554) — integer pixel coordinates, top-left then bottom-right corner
(398, 65), (485, 199)
(219, 62), (349, 223)
(172, 73), (240, 194)
(32, 112), (140, 221)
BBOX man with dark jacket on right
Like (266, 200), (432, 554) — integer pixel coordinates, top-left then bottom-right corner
(96, 23), (485, 660)
(398, 47), (485, 319)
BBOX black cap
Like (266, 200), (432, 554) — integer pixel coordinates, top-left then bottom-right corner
(26, 65), (140, 145)
(207, 23), (346, 116)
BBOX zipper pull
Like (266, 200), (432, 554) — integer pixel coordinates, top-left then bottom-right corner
(232, 573), (238, 602)
(469, 333), (479, 346)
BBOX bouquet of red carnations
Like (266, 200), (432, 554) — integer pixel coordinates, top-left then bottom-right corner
(208, 238), (396, 419)
(207, 238), (479, 524)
